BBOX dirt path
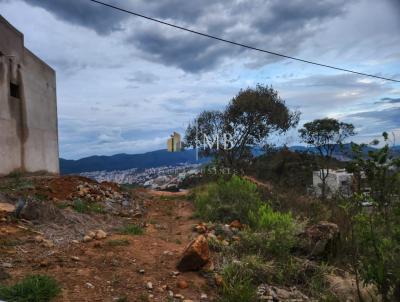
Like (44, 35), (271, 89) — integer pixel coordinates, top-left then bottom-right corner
(0, 190), (213, 302)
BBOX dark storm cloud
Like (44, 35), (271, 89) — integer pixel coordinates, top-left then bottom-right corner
(346, 107), (400, 129)
(19, 0), (128, 34)
(127, 0), (350, 72)
(375, 97), (400, 104)
(18, 0), (351, 72)
(252, 0), (347, 35)
(129, 29), (239, 73)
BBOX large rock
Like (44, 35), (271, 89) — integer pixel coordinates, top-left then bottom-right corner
(298, 221), (340, 258)
(0, 203), (15, 214)
(325, 274), (380, 302)
(177, 235), (210, 272)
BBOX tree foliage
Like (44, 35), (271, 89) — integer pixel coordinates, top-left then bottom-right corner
(299, 118), (355, 198)
(185, 84), (299, 168)
(342, 134), (400, 301)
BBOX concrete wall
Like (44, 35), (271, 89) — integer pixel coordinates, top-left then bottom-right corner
(0, 15), (59, 175)
(312, 170), (353, 198)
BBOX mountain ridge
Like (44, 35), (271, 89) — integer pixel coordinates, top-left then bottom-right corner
(60, 144), (400, 174)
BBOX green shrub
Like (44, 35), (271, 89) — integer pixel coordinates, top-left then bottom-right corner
(194, 175), (262, 223)
(225, 255), (274, 285)
(249, 204), (294, 231)
(218, 261), (257, 302)
(119, 224), (144, 235)
(72, 199), (90, 213)
(240, 204), (301, 257)
(0, 274), (61, 302)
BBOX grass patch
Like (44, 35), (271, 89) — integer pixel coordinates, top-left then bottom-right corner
(118, 224), (144, 235)
(218, 262), (257, 302)
(0, 173), (34, 193)
(193, 175), (262, 224)
(0, 274), (60, 302)
(107, 239), (130, 247)
(72, 199), (105, 214)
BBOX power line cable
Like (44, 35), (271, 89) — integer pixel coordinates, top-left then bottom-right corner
(87, 0), (400, 83)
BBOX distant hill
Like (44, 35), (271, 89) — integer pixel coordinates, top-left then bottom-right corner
(60, 144), (399, 175)
(60, 149), (208, 174)
(289, 143), (400, 160)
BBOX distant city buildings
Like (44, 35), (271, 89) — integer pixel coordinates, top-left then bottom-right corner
(79, 163), (202, 187)
(167, 132), (182, 152)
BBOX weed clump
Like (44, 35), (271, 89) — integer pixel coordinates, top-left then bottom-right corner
(118, 224), (144, 235)
(0, 274), (61, 302)
(194, 175), (262, 224)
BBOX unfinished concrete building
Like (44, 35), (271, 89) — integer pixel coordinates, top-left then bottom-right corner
(0, 15), (59, 175)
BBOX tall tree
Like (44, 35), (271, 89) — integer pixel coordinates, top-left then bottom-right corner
(185, 84), (300, 169)
(298, 118), (355, 199)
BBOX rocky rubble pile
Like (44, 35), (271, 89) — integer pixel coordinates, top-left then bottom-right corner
(68, 180), (141, 216)
(257, 284), (309, 301)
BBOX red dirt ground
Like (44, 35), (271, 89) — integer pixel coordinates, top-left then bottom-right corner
(0, 188), (215, 302)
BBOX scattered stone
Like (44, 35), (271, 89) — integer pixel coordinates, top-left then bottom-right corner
(298, 221), (340, 257)
(87, 231), (96, 239)
(39, 260), (50, 267)
(202, 261), (214, 272)
(229, 220), (242, 230)
(95, 229), (107, 240)
(85, 282), (95, 289)
(146, 281), (153, 290)
(0, 203), (15, 213)
(139, 269), (145, 274)
(171, 271), (180, 277)
(83, 235), (92, 243)
(257, 284), (309, 301)
(206, 233), (217, 241)
(177, 280), (188, 289)
(71, 256), (80, 261)
(200, 293), (208, 300)
(1, 262), (12, 269)
(177, 235), (210, 272)
(42, 239), (54, 248)
(72, 240), (80, 244)
(174, 293), (185, 300)
(214, 273), (223, 287)
(194, 223), (207, 234)
(35, 235), (44, 243)
(325, 273), (379, 302)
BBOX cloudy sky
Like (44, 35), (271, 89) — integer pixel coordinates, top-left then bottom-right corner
(1, 0), (399, 159)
